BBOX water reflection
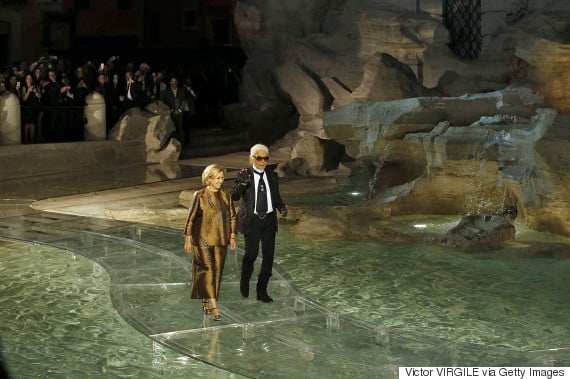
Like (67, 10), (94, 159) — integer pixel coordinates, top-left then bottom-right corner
(275, 223), (570, 352)
(0, 242), (235, 378)
(1, 211), (569, 378)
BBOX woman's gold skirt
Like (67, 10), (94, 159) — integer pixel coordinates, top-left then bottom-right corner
(190, 244), (228, 300)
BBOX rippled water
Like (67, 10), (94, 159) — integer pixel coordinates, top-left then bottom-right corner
(275, 225), (570, 351)
(1, 215), (569, 378)
(0, 242), (241, 379)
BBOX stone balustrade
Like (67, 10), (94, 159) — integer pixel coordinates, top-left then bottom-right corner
(0, 91), (106, 146)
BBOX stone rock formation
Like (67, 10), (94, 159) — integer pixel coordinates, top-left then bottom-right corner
(515, 243), (570, 259)
(516, 37), (570, 114)
(232, 1), (570, 147)
(441, 214), (516, 250)
(224, 1), (570, 241)
(274, 135), (354, 176)
(323, 86), (570, 236)
(108, 102), (181, 163)
(350, 53), (441, 102)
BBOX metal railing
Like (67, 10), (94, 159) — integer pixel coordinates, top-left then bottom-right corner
(21, 104), (87, 143)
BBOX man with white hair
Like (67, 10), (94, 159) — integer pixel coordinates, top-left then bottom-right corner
(231, 144), (288, 302)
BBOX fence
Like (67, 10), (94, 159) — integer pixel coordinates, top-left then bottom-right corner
(0, 92), (106, 145)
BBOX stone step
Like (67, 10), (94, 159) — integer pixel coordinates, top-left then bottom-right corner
(182, 127), (250, 158)
(187, 127), (249, 145)
(0, 140), (146, 181)
(0, 202), (35, 218)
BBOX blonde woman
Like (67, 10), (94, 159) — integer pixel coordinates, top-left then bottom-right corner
(184, 164), (237, 321)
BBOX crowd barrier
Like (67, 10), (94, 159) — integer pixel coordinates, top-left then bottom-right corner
(0, 92), (106, 145)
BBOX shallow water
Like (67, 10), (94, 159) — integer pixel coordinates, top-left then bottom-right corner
(275, 225), (570, 351)
(0, 241), (240, 379)
(1, 212), (569, 378)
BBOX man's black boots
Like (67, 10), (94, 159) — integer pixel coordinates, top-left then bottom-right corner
(240, 276), (250, 298)
(256, 278), (273, 303)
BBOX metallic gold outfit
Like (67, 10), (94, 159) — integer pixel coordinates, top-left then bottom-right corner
(184, 188), (236, 299)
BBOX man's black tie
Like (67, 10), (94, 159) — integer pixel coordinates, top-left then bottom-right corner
(255, 171), (268, 214)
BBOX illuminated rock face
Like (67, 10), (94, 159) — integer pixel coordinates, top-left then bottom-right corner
(516, 38), (570, 114)
(323, 87), (570, 237)
(229, 1), (570, 237)
(441, 215), (516, 250)
(232, 1), (570, 147)
(108, 103), (181, 164)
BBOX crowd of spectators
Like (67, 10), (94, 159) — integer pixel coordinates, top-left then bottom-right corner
(0, 53), (241, 145)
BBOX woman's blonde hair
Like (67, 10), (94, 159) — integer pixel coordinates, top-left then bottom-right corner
(202, 164), (226, 185)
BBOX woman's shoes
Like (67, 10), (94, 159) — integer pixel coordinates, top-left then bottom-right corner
(202, 299), (212, 315)
(211, 308), (221, 321)
(202, 299), (221, 321)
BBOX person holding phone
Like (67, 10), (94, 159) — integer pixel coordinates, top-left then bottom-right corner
(19, 73), (42, 144)
(42, 69), (66, 142)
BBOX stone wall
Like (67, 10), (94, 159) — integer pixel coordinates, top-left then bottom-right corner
(217, 1), (570, 238)
(229, 0), (570, 153)
(0, 140), (146, 181)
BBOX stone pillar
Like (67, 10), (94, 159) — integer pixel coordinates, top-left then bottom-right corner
(84, 92), (106, 140)
(0, 93), (21, 145)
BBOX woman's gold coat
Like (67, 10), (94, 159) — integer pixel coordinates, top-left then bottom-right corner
(184, 188), (237, 300)
(184, 188), (237, 247)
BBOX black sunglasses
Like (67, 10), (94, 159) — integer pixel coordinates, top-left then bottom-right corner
(253, 156), (270, 162)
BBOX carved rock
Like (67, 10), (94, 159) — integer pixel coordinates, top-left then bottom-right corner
(441, 215), (516, 250)
(108, 104), (180, 163)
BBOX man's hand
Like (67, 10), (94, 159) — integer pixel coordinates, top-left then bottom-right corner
(236, 168), (250, 186)
(279, 206), (288, 217)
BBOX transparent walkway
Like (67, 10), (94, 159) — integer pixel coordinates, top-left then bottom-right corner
(1, 158), (569, 378)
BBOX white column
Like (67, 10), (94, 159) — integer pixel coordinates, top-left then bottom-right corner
(84, 92), (106, 141)
(0, 93), (22, 145)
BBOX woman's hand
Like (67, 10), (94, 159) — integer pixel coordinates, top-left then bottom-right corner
(230, 238), (236, 250)
(184, 235), (192, 254)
